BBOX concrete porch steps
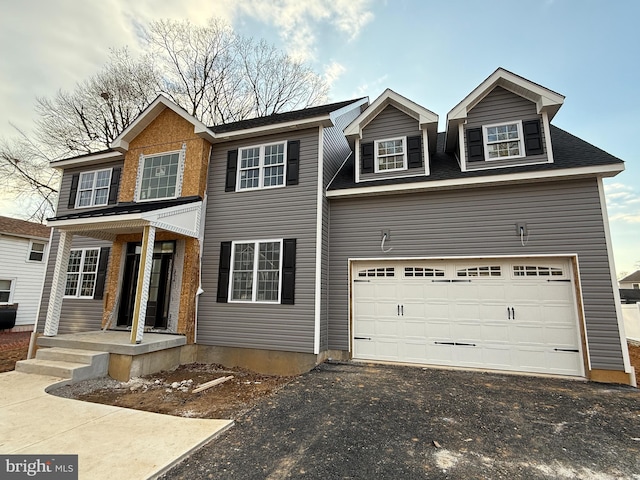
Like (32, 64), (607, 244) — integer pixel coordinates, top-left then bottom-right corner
(15, 348), (109, 383)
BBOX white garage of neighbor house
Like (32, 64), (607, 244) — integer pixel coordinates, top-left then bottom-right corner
(352, 257), (584, 377)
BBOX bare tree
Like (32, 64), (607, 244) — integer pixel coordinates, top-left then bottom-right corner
(35, 48), (160, 157)
(1, 17), (329, 221)
(145, 18), (328, 125)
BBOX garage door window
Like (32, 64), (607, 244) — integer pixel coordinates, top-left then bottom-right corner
(457, 266), (501, 277)
(513, 265), (563, 277)
(358, 267), (395, 278)
(404, 267), (445, 277)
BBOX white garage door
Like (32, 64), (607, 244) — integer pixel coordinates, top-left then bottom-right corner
(352, 258), (584, 377)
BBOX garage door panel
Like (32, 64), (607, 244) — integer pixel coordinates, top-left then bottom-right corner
(352, 258), (583, 377)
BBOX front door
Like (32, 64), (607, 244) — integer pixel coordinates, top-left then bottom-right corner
(117, 241), (175, 329)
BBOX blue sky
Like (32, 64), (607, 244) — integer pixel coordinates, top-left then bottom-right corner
(0, 0), (638, 275)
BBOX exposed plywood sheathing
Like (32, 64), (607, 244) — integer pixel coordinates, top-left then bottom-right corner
(119, 108), (211, 202)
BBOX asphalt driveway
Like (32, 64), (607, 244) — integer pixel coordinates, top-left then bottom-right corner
(161, 362), (640, 479)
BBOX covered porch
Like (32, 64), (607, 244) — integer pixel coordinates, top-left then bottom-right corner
(41, 197), (203, 345)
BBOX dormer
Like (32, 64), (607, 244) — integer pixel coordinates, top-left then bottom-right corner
(344, 89), (438, 183)
(445, 68), (564, 172)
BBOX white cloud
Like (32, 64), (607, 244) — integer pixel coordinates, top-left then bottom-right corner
(232, 0), (375, 60)
(324, 62), (346, 87)
(605, 182), (640, 223)
(353, 75), (389, 98)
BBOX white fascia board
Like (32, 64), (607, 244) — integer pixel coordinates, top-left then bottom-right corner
(344, 89), (438, 139)
(50, 150), (124, 169)
(110, 95), (215, 152)
(326, 163), (625, 198)
(446, 68), (565, 124)
(211, 116), (334, 142)
(47, 212), (147, 228)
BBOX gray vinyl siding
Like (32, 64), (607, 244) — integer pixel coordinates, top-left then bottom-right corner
(56, 160), (124, 217)
(464, 86), (548, 168)
(360, 105), (423, 182)
(198, 128), (320, 353)
(320, 106), (362, 350)
(327, 178), (623, 371)
(36, 230), (111, 334)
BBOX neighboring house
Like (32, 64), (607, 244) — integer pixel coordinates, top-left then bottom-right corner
(33, 68), (635, 386)
(0, 216), (51, 332)
(619, 270), (640, 290)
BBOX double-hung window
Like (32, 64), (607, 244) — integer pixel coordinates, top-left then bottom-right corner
(483, 121), (524, 160)
(138, 151), (182, 201)
(375, 137), (406, 172)
(0, 279), (13, 303)
(237, 143), (286, 190)
(28, 241), (46, 262)
(230, 240), (282, 302)
(76, 169), (112, 208)
(64, 248), (100, 298)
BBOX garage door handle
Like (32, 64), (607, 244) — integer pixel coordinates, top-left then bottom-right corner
(435, 341), (477, 347)
(507, 307), (511, 319)
(511, 307), (515, 320)
(397, 304), (400, 316)
(554, 348), (579, 352)
(401, 305), (404, 316)
(354, 337), (372, 340)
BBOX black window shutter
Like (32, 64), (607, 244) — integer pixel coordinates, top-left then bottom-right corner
(93, 247), (110, 300)
(281, 239), (296, 305)
(108, 168), (121, 205)
(361, 142), (374, 174)
(407, 135), (423, 169)
(225, 150), (238, 192)
(68, 173), (80, 208)
(467, 128), (484, 162)
(217, 241), (232, 303)
(523, 119), (544, 155)
(286, 140), (300, 185)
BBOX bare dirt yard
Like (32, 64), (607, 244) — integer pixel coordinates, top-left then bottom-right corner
(2, 331), (640, 421)
(50, 363), (293, 419)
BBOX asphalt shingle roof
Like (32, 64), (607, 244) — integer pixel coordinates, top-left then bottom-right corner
(0, 215), (51, 239)
(620, 270), (640, 283)
(327, 125), (624, 191)
(209, 99), (365, 134)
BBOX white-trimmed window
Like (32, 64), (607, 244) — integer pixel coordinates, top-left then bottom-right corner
(237, 142), (286, 190)
(457, 266), (502, 277)
(138, 151), (182, 201)
(633, 283), (639, 290)
(375, 137), (406, 172)
(27, 240), (46, 262)
(483, 121), (524, 160)
(0, 279), (14, 304)
(230, 240), (282, 302)
(76, 169), (112, 208)
(64, 249), (100, 298)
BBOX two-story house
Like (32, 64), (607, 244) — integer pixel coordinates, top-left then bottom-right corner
(29, 68), (634, 386)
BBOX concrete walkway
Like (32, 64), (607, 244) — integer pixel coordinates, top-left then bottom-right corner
(0, 371), (232, 479)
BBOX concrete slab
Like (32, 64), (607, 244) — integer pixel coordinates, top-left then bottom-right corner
(0, 370), (232, 479)
(38, 331), (186, 356)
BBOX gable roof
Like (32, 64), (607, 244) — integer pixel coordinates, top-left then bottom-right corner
(344, 89), (439, 152)
(327, 125), (623, 194)
(445, 68), (565, 152)
(620, 270), (640, 283)
(0, 215), (51, 240)
(110, 95), (215, 152)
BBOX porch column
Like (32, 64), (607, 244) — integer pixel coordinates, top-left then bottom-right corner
(130, 225), (156, 344)
(43, 230), (73, 336)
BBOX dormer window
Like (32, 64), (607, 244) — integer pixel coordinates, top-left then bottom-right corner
(375, 137), (407, 172)
(483, 121), (524, 160)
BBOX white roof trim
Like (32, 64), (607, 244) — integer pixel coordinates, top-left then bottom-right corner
(50, 151), (124, 169)
(110, 96), (215, 152)
(47, 201), (202, 238)
(326, 163), (624, 198)
(344, 89), (438, 139)
(210, 116), (335, 142)
(446, 68), (565, 124)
